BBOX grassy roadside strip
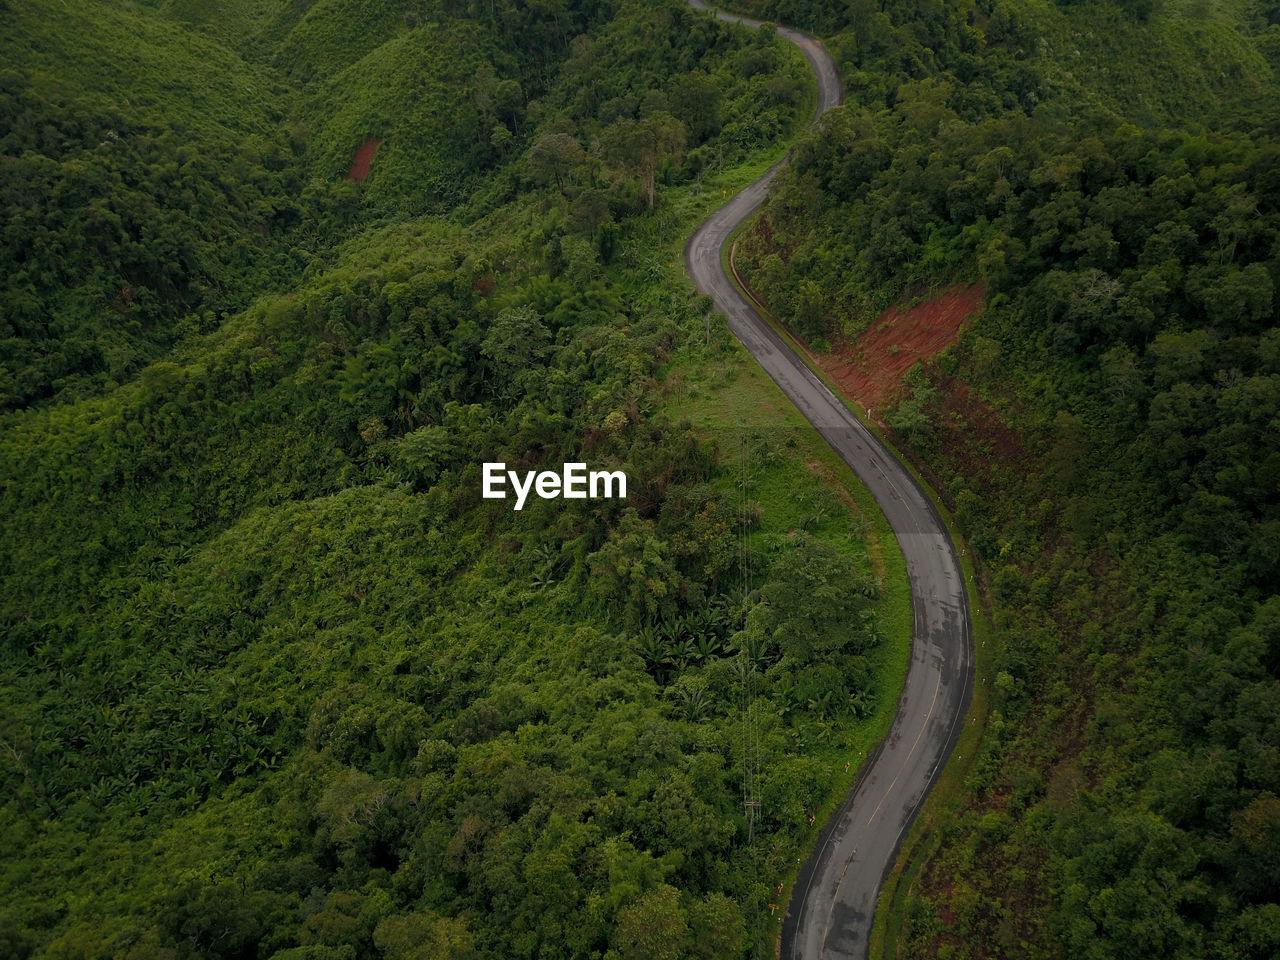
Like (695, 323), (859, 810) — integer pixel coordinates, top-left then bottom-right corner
(655, 22), (922, 947)
(720, 210), (991, 615)
(662, 308), (915, 950)
(721, 210), (1003, 957)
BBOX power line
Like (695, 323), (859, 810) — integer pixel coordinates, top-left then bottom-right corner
(739, 429), (759, 844)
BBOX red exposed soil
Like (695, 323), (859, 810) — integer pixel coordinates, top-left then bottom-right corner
(817, 283), (985, 412)
(348, 138), (381, 181)
(932, 372), (1029, 482)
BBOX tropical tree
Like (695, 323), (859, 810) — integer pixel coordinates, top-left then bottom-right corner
(527, 131), (586, 192)
(601, 112), (686, 211)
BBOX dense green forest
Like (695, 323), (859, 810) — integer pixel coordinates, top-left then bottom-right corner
(731, 0), (1280, 957)
(0, 1), (923, 957)
(9, 0), (1279, 956)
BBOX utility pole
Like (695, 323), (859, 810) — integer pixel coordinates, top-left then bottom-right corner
(739, 430), (760, 844)
(741, 640), (759, 845)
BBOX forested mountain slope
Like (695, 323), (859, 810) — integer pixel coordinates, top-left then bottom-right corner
(730, 0), (1280, 957)
(1, 2), (915, 957)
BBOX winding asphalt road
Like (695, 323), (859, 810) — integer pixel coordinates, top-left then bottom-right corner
(683, 4), (975, 958)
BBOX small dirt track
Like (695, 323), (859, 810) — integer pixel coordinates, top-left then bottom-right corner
(683, 4), (975, 958)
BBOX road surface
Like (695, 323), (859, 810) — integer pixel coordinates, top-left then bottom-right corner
(683, 5), (975, 959)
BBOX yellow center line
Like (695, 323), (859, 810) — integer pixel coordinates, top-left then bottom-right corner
(818, 667), (945, 954)
(865, 669), (942, 827)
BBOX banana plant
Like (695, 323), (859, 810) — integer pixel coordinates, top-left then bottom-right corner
(772, 674), (798, 718)
(657, 612), (686, 645)
(694, 633), (720, 662)
(672, 683), (710, 722)
(807, 689), (835, 721)
(665, 638), (694, 673)
(849, 689), (875, 719)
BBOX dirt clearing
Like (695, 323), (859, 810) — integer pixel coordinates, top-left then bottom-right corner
(818, 284), (985, 411)
(348, 138), (381, 181)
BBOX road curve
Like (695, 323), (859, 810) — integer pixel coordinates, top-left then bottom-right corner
(682, 5), (975, 959)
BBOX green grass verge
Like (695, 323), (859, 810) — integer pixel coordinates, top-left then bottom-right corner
(651, 23), (918, 943)
(664, 325), (915, 944)
(714, 208), (1002, 956)
(716, 238), (1006, 959)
